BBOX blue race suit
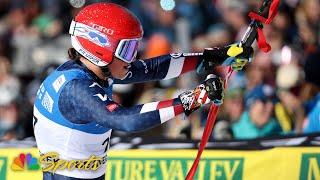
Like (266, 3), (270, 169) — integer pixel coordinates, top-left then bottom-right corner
(33, 54), (201, 179)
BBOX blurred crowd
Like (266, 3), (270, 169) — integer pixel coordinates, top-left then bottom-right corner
(0, 0), (319, 141)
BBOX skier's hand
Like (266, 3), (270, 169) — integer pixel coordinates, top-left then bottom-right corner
(221, 44), (254, 71)
(179, 74), (224, 116)
(199, 44), (253, 72)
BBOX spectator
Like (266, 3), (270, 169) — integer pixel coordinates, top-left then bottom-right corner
(275, 63), (305, 133)
(0, 56), (21, 140)
(303, 48), (320, 133)
(232, 84), (283, 139)
(0, 0), (318, 142)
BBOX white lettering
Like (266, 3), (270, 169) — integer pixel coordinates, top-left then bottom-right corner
(92, 24), (114, 35)
(89, 82), (102, 88)
(41, 92), (54, 113)
(121, 71), (132, 80)
(94, 94), (108, 101)
(182, 52), (202, 57)
(52, 75), (66, 93)
(138, 60), (148, 74)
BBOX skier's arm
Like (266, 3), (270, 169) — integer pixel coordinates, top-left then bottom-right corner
(113, 54), (201, 84)
(59, 76), (223, 132)
(114, 45), (253, 84)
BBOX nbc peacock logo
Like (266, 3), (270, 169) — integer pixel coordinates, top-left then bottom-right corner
(11, 153), (40, 171)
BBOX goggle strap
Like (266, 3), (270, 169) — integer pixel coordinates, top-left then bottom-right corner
(69, 20), (77, 35)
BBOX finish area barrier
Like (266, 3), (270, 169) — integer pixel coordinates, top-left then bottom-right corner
(0, 147), (319, 180)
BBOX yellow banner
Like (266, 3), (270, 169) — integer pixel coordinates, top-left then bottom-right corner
(0, 147), (319, 180)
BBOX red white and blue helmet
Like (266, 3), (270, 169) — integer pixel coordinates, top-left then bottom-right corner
(69, 3), (143, 66)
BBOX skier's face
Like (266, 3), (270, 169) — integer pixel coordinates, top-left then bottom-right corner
(108, 57), (130, 79)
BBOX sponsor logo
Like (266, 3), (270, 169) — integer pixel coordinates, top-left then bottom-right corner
(138, 60), (148, 74)
(106, 103), (118, 112)
(94, 93), (109, 101)
(52, 74), (66, 93)
(75, 26), (110, 47)
(41, 91), (54, 113)
(37, 83), (45, 100)
(0, 157), (7, 179)
(300, 153), (320, 180)
(88, 31), (110, 47)
(170, 53), (202, 58)
(107, 158), (244, 180)
(170, 53), (182, 58)
(39, 152), (106, 174)
(11, 153), (40, 171)
(212, 81), (217, 91)
(78, 49), (102, 65)
(182, 52), (203, 56)
(92, 24), (114, 35)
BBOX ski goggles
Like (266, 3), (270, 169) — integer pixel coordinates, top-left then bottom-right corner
(70, 20), (141, 64)
(114, 38), (141, 63)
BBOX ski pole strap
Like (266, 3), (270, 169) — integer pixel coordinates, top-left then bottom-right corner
(248, 0), (280, 24)
(248, 0), (280, 52)
(256, 27), (271, 52)
(186, 67), (233, 180)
